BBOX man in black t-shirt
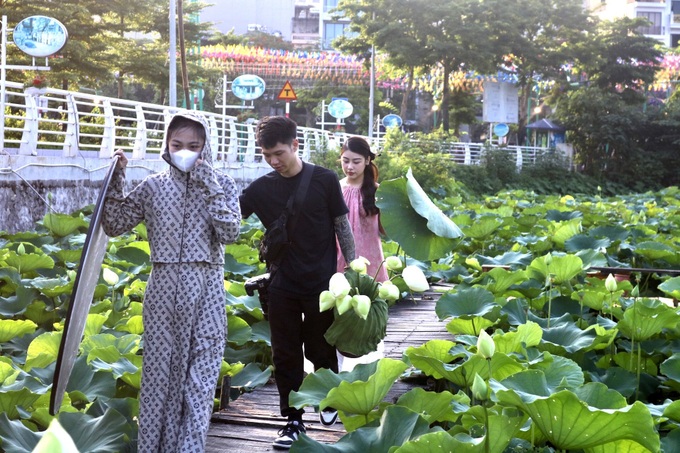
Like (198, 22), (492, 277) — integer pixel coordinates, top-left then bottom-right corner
(239, 116), (355, 450)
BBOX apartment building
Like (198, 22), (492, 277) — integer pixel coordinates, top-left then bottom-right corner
(585, 0), (680, 47)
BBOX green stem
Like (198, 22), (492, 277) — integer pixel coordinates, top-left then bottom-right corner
(636, 343), (642, 402)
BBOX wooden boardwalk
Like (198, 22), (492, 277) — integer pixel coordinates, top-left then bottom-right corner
(206, 287), (450, 452)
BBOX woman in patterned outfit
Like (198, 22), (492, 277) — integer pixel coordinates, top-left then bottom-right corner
(102, 112), (241, 452)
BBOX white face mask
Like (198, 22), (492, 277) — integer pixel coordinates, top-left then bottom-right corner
(170, 149), (200, 172)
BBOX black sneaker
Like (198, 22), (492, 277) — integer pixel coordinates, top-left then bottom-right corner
(273, 420), (306, 449)
(319, 408), (338, 426)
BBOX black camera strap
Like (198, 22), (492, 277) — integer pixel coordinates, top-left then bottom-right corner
(268, 162), (314, 273)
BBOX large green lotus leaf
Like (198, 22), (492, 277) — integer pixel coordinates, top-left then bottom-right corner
(660, 429), (680, 453)
(658, 276), (680, 300)
(394, 407), (525, 453)
(634, 241), (677, 262)
(531, 353), (585, 391)
(475, 251), (533, 267)
(225, 243), (260, 266)
(396, 387), (460, 424)
(393, 430), (485, 453)
(407, 351), (523, 388)
(230, 362), (273, 391)
(539, 322), (598, 354)
(436, 287), (501, 320)
(322, 359), (408, 422)
(324, 299), (388, 356)
(376, 172), (462, 261)
(589, 225), (630, 243)
(551, 218), (583, 248)
(486, 267), (528, 296)
(59, 408), (129, 453)
(403, 340), (460, 380)
(527, 254), (583, 284)
(617, 298), (680, 341)
(4, 251), (55, 275)
(462, 215), (503, 240)
(492, 382), (659, 451)
(290, 361), (381, 410)
(223, 253), (257, 276)
(25, 331), (61, 371)
(0, 319), (37, 343)
(576, 249), (609, 269)
(0, 411), (41, 452)
(61, 355), (117, 403)
(115, 243), (151, 266)
(494, 321), (542, 355)
(662, 398), (680, 423)
(28, 276), (73, 298)
(661, 354), (680, 388)
(446, 317), (497, 336)
(42, 212), (88, 237)
(585, 439), (661, 453)
(565, 235), (611, 253)
(0, 387), (42, 420)
(227, 314), (252, 346)
(291, 405), (435, 453)
(573, 382), (628, 409)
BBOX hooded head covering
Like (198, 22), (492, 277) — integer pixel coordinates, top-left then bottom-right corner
(161, 111), (213, 169)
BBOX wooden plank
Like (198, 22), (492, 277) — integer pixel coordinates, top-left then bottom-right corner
(206, 290), (448, 451)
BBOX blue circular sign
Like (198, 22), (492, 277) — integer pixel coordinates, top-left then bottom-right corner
(13, 16), (68, 58)
(328, 99), (353, 119)
(382, 114), (403, 128)
(231, 75), (266, 101)
(493, 123), (510, 137)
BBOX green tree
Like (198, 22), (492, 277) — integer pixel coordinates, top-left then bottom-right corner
(553, 18), (664, 184)
(499, 0), (593, 144)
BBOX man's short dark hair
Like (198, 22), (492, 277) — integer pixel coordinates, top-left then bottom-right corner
(256, 116), (297, 149)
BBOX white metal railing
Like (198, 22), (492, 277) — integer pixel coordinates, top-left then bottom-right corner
(1, 81), (553, 168)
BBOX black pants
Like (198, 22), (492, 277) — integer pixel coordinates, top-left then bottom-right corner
(268, 289), (338, 419)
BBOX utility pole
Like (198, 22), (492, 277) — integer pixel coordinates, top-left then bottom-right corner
(169, 0), (177, 107)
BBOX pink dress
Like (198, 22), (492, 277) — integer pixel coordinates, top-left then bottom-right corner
(337, 185), (389, 282)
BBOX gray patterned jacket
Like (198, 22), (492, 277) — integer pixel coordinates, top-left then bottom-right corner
(102, 111), (241, 264)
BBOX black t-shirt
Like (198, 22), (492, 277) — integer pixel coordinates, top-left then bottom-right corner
(240, 162), (348, 296)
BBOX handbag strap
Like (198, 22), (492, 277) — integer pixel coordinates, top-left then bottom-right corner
(286, 162), (314, 233)
(267, 162), (314, 273)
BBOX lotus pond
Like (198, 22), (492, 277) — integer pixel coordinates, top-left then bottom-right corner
(0, 174), (679, 452)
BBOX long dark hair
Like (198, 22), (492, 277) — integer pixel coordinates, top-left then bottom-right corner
(342, 136), (379, 217)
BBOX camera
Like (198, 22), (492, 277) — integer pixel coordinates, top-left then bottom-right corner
(244, 273), (271, 319)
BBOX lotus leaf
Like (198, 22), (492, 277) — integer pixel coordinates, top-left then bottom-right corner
(493, 379), (659, 451)
(291, 406), (435, 452)
(396, 387), (460, 424)
(0, 319), (37, 343)
(376, 170), (462, 261)
(42, 213), (88, 237)
(658, 276), (680, 300)
(617, 298), (680, 341)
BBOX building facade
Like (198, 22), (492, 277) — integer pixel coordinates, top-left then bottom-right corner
(585, 0), (680, 47)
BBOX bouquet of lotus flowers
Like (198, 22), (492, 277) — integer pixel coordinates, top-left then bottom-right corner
(319, 256), (430, 357)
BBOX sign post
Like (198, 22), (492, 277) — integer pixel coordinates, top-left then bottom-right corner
(277, 80), (297, 117)
(1, 14), (66, 152)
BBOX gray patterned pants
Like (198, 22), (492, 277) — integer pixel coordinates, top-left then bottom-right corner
(137, 262), (226, 453)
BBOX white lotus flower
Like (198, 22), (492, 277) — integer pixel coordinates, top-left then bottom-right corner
(605, 273), (618, 293)
(378, 281), (400, 302)
(472, 373), (489, 401)
(335, 295), (353, 315)
(319, 290), (336, 312)
(385, 256), (403, 271)
(329, 272), (351, 299)
(349, 256), (370, 274)
(351, 294), (371, 320)
(102, 267), (119, 286)
(402, 265), (429, 292)
(476, 329), (495, 359)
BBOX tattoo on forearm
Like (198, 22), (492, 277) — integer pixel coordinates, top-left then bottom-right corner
(334, 215), (355, 264)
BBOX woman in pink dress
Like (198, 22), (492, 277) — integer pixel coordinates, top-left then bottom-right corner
(337, 136), (388, 282)
(335, 136), (388, 370)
